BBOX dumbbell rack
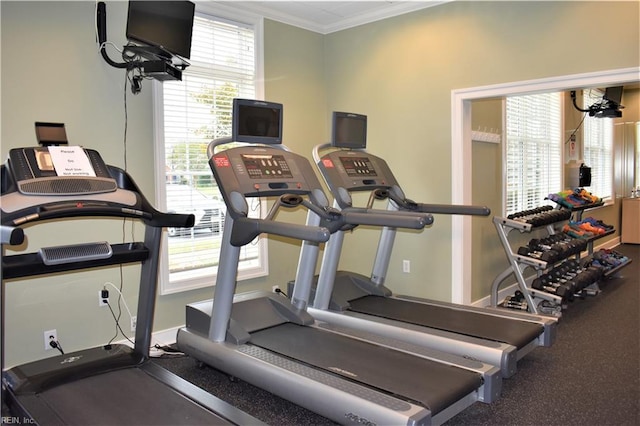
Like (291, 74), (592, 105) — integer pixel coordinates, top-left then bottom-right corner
(491, 200), (632, 317)
(490, 210), (572, 316)
(550, 199), (633, 278)
(550, 201), (612, 256)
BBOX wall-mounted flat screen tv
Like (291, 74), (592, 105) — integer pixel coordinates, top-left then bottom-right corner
(126, 1), (195, 59)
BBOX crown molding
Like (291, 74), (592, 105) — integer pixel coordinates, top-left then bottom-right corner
(213, 1), (451, 34)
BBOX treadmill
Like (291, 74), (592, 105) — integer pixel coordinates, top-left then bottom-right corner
(178, 99), (502, 426)
(1, 144), (260, 425)
(304, 111), (557, 379)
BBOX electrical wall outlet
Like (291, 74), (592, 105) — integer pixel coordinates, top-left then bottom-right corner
(44, 329), (57, 351)
(130, 316), (137, 332)
(98, 289), (109, 307)
(272, 285), (280, 293)
(402, 259), (411, 273)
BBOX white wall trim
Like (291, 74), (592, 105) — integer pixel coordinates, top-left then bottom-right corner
(451, 67), (640, 304)
(151, 326), (182, 346)
(211, 1), (452, 35)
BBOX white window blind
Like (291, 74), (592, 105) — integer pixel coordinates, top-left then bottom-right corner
(582, 90), (613, 200)
(504, 93), (563, 215)
(155, 13), (266, 294)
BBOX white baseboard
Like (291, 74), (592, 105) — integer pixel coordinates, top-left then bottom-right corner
(471, 237), (621, 308)
(151, 326), (182, 346)
(119, 325), (182, 348)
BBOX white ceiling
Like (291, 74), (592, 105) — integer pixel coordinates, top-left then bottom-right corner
(218, 1), (451, 34)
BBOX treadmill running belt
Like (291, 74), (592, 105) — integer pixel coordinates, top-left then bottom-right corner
(29, 367), (230, 425)
(349, 296), (542, 349)
(251, 323), (481, 415)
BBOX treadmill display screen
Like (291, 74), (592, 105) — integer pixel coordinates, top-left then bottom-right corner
(242, 154), (293, 179)
(339, 156), (377, 177)
(35, 148), (56, 172)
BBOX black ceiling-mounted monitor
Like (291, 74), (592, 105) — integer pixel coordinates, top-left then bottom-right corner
(331, 112), (367, 149)
(603, 86), (623, 106)
(126, 1), (195, 59)
(232, 99), (283, 144)
(591, 86), (624, 118)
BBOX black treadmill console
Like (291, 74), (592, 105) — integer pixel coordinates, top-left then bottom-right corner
(241, 153), (294, 180)
(210, 146), (325, 218)
(210, 98), (326, 220)
(1, 146), (194, 230)
(317, 150), (399, 203)
(339, 155), (378, 177)
(7, 146), (116, 196)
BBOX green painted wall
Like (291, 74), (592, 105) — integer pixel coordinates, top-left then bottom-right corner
(322, 1), (639, 302)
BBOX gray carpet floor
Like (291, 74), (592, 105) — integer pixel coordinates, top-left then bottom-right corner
(154, 243), (639, 426)
(2, 246), (637, 425)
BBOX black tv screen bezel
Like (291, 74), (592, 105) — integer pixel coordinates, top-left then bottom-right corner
(331, 112), (367, 149)
(232, 99), (283, 145)
(603, 86), (623, 106)
(126, 1), (195, 59)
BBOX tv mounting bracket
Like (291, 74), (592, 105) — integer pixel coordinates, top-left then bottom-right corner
(96, 2), (189, 91)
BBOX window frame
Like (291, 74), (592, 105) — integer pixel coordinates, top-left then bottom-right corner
(153, 6), (267, 295)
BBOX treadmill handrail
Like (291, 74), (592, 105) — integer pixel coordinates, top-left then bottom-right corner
(312, 143), (490, 217)
(392, 196), (491, 217)
(105, 165), (196, 228)
(300, 199), (431, 232)
(342, 207), (434, 228)
(1, 225), (24, 245)
(415, 202), (491, 216)
(231, 216), (330, 246)
(4, 204), (194, 229)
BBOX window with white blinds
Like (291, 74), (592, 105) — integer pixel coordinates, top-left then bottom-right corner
(154, 12), (266, 294)
(504, 93), (563, 215)
(582, 90), (613, 200)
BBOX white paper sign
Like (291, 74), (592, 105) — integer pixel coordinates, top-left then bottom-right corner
(48, 146), (96, 177)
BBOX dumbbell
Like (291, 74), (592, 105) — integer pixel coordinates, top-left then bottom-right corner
(503, 299), (528, 311)
(507, 206), (552, 220)
(546, 269), (578, 293)
(531, 209), (571, 225)
(579, 265), (604, 285)
(531, 276), (572, 302)
(502, 291), (528, 310)
(528, 239), (554, 252)
(517, 246), (560, 263)
(537, 300), (563, 316)
(546, 276), (576, 301)
(558, 261), (595, 291)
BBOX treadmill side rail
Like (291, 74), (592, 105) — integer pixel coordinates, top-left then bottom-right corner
(396, 293), (557, 347)
(4, 345), (142, 395)
(178, 327), (432, 426)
